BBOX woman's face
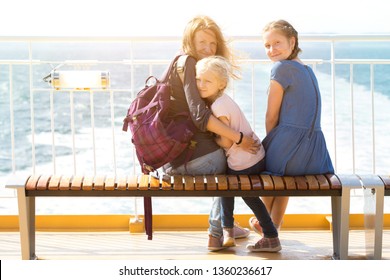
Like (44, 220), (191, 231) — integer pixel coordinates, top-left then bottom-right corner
(193, 29), (217, 60)
(263, 30), (295, 62)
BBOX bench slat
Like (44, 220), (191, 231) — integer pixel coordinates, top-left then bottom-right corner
(316, 174), (330, 190)
(283, 176), (296, 190)
(139, 175), (149, 190)
(195, 176), (205, 191)
(326, 174), (342, 190)
(239, 175), (251, 191)
(37, 175), (51, 190)
(161, 176), (171, 190)
(216, 175), (228, 190)
(149, 176), (160, 190)
(306, 175), (319, 190)
(127, 175), (138, 191)
(205, 175), (217, 191)
(59, 175), (71, 191)
(249, 175), (262, 190)
(227, 175), (239, 191)
(173, 175), (183, 191)
(71, 176), (84, 190)
(117, 176), (127, 191)
(48, 175), (61, 190)
(94, 175), (105, 191)
(105, 176), (116, 191)
(295, 176), (308, 190)
(184, 175), (194, 191)
(261, 175), (273, 190)
(82, 176), (93, 191)
(26, 175), (40, 190)
(272, 176), (284, 191)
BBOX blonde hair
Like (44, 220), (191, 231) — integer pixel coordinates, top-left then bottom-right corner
(263, 19), (302, 60)
(196, 56), (240, 92)
(182, 15), (236, 64)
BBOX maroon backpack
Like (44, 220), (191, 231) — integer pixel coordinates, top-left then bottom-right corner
(123, 55), (196, 174)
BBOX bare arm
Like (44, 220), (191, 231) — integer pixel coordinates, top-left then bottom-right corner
(214, 116), (233, 149)
(206, 114), (259, 153)
(265, 80), (284, 134)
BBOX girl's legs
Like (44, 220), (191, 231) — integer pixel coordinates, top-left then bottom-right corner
(163, 149), (227, 249)
(261, 196), (289, 230)
(221, 197), (235, 228)
(250, 196), (289, 235)
(221, 197), (235, 246)
(243, 197), (278, 237)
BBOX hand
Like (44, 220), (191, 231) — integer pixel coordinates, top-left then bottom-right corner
(240, 134), (261, 154)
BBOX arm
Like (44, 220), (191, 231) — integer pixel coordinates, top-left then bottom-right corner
(214, 116), (234, 149)
(206, 114), (258, 152)
(182, 57), (259, 152)
(265, 80), (284, 134)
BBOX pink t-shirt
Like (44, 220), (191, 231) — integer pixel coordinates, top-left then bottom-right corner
(211, 94), (265, 171)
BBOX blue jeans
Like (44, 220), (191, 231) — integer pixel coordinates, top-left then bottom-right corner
(163, 148), (226, 175)
(211, 158), (278, 238)
(164, 149), (227, 238)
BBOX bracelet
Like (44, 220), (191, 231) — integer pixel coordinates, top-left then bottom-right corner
(236, 132), (243, 145)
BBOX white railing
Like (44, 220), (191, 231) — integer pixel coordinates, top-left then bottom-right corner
(1, 35), (389, 214)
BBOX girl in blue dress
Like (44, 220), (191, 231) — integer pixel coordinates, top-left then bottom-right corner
(249, 20), (334, 235)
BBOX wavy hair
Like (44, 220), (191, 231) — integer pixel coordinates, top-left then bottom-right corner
(182, 15), (234, 62)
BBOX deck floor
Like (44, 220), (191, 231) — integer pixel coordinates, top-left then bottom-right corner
(1, 229), (389, 260)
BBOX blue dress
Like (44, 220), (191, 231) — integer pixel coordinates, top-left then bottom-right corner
(262, 60), (334, 176)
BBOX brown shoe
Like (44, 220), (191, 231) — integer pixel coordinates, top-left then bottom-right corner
(207, 235), (225, 251)
(222, 227), (236, 247)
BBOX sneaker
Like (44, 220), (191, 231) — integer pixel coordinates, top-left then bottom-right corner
(207, 235), (225, 251)
(222, 227), (236, 247)
(246, 237), (282, 252)
(249, 216), (263, 236)
(233, 222), (250, 239)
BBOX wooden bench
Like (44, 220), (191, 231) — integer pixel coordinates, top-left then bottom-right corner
(5, 173), (385, 260)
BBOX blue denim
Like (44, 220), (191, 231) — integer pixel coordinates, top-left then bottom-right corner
(218, 158), (278, 238)
(163, 149), (227, 238)
(163, 149), (226, 175)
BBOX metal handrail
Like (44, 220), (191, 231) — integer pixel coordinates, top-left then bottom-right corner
(1, 35), (389, 215)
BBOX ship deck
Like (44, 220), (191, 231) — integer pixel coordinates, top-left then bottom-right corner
(1, 229), (389, 260)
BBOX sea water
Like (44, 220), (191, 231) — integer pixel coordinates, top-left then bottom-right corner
(0, 39), (389, 215)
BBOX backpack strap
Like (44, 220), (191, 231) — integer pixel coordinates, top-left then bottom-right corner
(161, 55), (182, 83)
(176, 55), (189, 85)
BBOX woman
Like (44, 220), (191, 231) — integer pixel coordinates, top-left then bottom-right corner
(249, 20), (334, 234)
(162, 16), (258, 250)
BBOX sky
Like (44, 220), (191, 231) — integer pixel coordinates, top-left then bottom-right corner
(1, 0), (389, 36)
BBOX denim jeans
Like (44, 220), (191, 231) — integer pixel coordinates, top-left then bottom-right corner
(163, 149), (227, 238)
(163, 148), (226, 175)
(214, 158), (278, 238)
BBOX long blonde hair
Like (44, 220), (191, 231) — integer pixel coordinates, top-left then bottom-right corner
(182, 16), (235, 63)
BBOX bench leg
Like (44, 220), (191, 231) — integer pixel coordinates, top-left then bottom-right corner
(359, 175), (385, 260)
(335, 174), (362, 260)
(331, 196), (341, 259)
(144, 197), (153, 240)
(16, 188), (36, 260)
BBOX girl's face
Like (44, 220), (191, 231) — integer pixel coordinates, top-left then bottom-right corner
(193, 29), (218, 60)
(196, 69), (225, 102)
(262, 30), (295, 62)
